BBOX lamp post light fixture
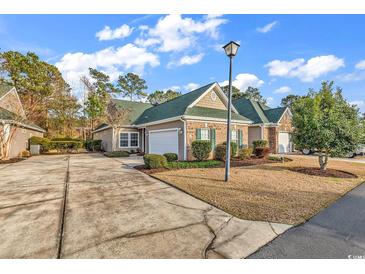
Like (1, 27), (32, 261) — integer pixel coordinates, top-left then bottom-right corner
(222, 41), (240, 182)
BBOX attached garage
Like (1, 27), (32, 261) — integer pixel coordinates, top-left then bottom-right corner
(278, 132), (291, 153)
(148, 128), (179, 156)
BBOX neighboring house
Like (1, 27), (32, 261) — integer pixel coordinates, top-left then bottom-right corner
(233, 98), (293, 153)
(93, 82), (252, 160)
(0, 84), (46, 158)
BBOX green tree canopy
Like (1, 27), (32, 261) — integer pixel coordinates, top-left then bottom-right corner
(292, 81), (363, 171)
(281, 94), (304, 109)
(222, 85), (267, 104)
(81, 68), (115, 130)
(117, 73), (147, 101)
(147, 89), (181, 105)
(0, 51), (67, 127)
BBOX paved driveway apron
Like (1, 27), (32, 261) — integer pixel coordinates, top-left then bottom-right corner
(0, 154), (291, 259)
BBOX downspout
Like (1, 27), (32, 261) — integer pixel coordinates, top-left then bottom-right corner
(260, 124), (264, 139)
(179, 117), (187, 160)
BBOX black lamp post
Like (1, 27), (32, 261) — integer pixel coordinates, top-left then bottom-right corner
(222, 41), (240, 182)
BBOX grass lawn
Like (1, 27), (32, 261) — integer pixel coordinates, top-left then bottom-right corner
(152, 156), (365, 225)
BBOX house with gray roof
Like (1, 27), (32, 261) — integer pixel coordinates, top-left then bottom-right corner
(93, 82), (293, 160)
(0, 84), (46, 159)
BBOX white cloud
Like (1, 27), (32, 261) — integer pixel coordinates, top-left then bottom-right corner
(138, 14), (227, 52)
(257, 21), (278, 33)
(274, 86), (292, 94)
(265, 55), (345, 82)
(350, 100), (364, 107)
(220, 73), (264, 91)
(266, 97), (275, 106)
(337, 71), (365, 82)
(134, 37), (160, 47)
(168, 53), (204, 68)
(184, 83), (200, 91)
(96, 24), (133, 41)
(56, 43), (160, 91)
(355, 60), (365, 70)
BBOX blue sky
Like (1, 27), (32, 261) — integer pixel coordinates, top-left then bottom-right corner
(0, 14), (364, 112)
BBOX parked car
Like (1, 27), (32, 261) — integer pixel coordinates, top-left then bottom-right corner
(301, 145), (365, 158)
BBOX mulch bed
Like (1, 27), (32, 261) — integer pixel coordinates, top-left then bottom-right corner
(0, 158), (26, 164)
(289, 167), (358, 178)
(134, 165), (168, 175)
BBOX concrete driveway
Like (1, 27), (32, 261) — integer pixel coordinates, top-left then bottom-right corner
(0, 154), (291, 259)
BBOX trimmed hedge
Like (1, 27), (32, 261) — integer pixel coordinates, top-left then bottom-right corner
(252, 139), (268, 149)
(215, 144), (227, 161)
(254, 147), (271, 158)
(223, 141), (238, 157)
(29, 136), (85, 153)
(143, 154), (167, 169)
(238, 147), (253, 159)
(85, 140), (102, 151)
(163, 153), (178, 162)
(191, 140), (211, 161)
(104, 151), (130, 157)
(167, 160), (222, 169)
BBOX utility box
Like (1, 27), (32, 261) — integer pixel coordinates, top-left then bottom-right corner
(30, 144), (40, 155)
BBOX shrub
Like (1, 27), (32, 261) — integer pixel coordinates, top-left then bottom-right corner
(238, 147), (253, 159)
(215, 144), (227, 161)
(191, 140), (211, 161)
(252, 139), (268, 149)
(143, 154), (167, 169)
(21, 150), (30, 157)
(29, 136), (51, 152)
(223, 141), (238, 157)
(163, 153), (178, 162)
(50, 140), (84, 152)
(254, 147), (271, 158)
(104, 151), (130, 157)
(167, 160), (222, 169)
(85, 140), (102, 151)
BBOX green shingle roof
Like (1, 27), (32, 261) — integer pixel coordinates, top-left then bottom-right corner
(111, 99), (153, 124)
(185, 106), (251, 122)
(0, 107), (45, 132)
(134, 82), (216, 125)
(0, 106), (16, 120)
(233, 98), (288, 124)
(0, 83), (13, 98)
(264, 107), (287, 123)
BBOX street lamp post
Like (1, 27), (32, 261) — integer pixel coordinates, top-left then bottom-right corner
(223, 41), (240, 182)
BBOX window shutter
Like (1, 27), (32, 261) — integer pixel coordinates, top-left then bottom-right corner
(210, 128), (216, 150)
(196, 128), (201, 140)
(238, 129), (243, 148)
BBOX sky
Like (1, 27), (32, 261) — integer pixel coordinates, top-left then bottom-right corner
(0, 14), (364, 112)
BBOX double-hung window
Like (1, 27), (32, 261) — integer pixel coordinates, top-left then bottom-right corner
(231, 130), (238, 144)
(200, 128), (210, 140)
(119, 132), (139, 148)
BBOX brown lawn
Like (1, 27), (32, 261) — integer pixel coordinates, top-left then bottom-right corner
(152, 156), (365, 225)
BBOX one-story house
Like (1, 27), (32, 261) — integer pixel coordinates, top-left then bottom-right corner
(0, 84), (46, 158)
(233, 98), (293, 153)
(93, 82), (293, 160)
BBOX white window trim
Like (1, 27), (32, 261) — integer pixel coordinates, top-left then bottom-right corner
(200, 128), (210, 141)
(119, 131), (140, 149)
(231, 129), (238, 143)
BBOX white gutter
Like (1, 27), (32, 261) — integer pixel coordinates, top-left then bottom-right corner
(0, 119), (46, 133)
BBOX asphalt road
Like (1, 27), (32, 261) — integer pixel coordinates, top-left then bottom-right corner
(249, 182), (365, 259)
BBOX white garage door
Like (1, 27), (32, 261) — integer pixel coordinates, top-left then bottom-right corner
(278, 132), (290, 153)
(149, 129), (179, 156)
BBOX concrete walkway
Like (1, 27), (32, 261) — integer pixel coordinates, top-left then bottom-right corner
(0, 154), (291, 259)
(250, 182), (365, 259)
